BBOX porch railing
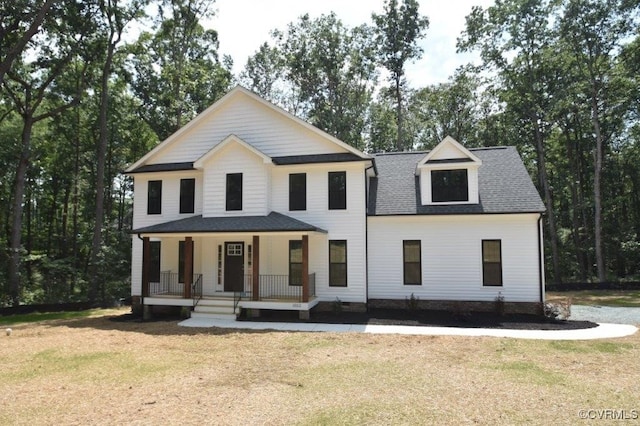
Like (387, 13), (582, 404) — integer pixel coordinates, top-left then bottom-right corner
(192, 274), (203, 307)
(236, 273), (317, 304)
(150, 271), (203, 298)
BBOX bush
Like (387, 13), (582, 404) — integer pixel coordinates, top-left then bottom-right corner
(544, 299), (572, 321)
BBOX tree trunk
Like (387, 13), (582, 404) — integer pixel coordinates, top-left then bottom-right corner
(8, 113), (34, 305)
(591, 91), (606, 283)
(531, 114), (561, 284)
(394, 74), (403, 151)
(88, 38), (116, 303)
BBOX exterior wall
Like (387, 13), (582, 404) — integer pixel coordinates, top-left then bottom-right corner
(201, 142), (271, 217)
(271, 162), (368, 303)
(151, 93), (348, 164)
(367, 214), (542, 303)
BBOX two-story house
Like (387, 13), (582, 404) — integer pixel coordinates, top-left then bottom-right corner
(126, 86), (546, 320)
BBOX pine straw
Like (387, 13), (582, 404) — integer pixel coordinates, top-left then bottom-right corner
(1, 308), (638, 425)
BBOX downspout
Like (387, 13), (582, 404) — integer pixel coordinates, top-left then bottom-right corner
(537, 215), (545, 305)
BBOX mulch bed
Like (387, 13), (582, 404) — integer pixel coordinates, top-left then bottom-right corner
(239, 308), (598, 331)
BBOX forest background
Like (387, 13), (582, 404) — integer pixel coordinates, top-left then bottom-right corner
(1, 0), (639, 306)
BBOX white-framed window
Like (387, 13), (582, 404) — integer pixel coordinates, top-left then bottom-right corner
(227, 243), (243, 256)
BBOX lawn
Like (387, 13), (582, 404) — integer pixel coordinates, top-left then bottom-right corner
(1, 308), (638, 425)
(546, 289), (640, 307)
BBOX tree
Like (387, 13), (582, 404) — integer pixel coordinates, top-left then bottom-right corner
(88, 0), (146, 303)
(127, 0), (232, 141)
(458, 0), (564, 283)
(0, 0), (57, 85)
(2, 2), (97, 305)
(372, 0), (429, 151)
(242, 13), (378, 149)
(557, 0), (637, 283)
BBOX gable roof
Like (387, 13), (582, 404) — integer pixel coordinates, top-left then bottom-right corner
(193, 134), (271, 168)
(131, 211), (327, 234)
(369, 146), (545, 215)
(416, 136), (481, 173)
(125, 86), (370, 173)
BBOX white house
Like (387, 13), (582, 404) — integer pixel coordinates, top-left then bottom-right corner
(125, 86), (545, 320)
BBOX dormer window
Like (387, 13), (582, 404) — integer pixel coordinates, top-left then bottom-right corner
(416, 136), (481, 206)
(431, 169), (468, 202)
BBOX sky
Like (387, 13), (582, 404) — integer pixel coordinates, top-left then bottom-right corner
(207, 0), (495, 88)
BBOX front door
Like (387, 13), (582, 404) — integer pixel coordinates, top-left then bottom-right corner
(224, 242), (244, 292)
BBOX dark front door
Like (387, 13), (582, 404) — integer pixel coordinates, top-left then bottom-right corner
(224, 242), (244, 292)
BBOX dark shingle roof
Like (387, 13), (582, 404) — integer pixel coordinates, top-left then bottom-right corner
(272, 153), (367, 165)
(126, 162), (194, 174)
(369, 146), (545, 215)
(132, 211), (327, 234)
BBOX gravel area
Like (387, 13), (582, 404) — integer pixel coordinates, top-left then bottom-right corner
(571, 305), (640, 325)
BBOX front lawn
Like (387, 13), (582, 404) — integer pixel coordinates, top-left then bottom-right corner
(0, 308), (638, 425)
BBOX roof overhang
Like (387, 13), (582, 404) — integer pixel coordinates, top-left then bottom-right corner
(131, 211), (327, 236)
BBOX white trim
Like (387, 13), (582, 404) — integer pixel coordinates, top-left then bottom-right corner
(415, 136), (482, 175)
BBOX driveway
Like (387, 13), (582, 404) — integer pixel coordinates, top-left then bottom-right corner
(571, 305), (640, 325)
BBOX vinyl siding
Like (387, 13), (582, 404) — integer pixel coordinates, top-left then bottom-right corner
(367, 214), (542, 303)
(151, 93), (348, 164)
(271, 162), (368, 303)
(200, 142), (271, 217)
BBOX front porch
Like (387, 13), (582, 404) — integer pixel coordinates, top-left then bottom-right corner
(135, 213), (327, 319)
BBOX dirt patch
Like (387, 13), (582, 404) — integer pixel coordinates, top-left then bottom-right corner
(240, 308), (597, 330)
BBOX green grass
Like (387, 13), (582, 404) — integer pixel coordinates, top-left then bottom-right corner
(0, 308), (113, 325)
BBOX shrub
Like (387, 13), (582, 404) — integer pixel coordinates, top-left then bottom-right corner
(405, 293), (420, 311)
(494, 292), (505, 316)
(544, 299), (572, 321)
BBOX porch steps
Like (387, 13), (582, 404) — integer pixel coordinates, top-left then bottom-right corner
(191, 298), (237, 320)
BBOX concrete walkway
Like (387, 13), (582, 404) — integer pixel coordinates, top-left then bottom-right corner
(179, 317), (638, 340)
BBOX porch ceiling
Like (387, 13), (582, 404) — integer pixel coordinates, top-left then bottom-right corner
(131, 211), (327, 235)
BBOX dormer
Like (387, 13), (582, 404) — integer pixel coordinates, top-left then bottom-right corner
(416, 136), (482, 205)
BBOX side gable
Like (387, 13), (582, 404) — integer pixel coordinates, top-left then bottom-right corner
(125, 86), (369, 173)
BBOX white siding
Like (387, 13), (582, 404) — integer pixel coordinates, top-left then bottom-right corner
(271, 162), (368, 303)
(201, 142), (271, 217)
(367, 214), (542, 303)
(151, 94), (349, 164)
(132, 171), (203, 229)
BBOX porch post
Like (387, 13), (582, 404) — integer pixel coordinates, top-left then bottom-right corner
(302, 235), (309, 303)
(252, 235), (260, 301)
(142, 237), (150, 297)
(184, 237), (193, 299)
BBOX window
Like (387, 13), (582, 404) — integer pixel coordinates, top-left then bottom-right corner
(431, 169), (468, 202)
(289, 173), (307, 211)
(482, 240), (503, 286)
(329, 240), (347, 287)
(179, 178), (195, 214)
(147, 180), (162, 214)
(328, 171), (346, 210)
(226, 173), (243, 211)
(149, 241), (161, 283)
(178, 240), (194, 284)
(403, 240), (422, 285)
(226, 243), (243, 256)
(289, 240), (302, 286)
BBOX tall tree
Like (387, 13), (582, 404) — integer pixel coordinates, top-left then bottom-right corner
(458, 0), (564, 283)
(88, 0), (146, 303)
(127, 0), (232, 141)
(372, 0), (429, 151)
(557, 0), (637, 283)
(2, 2), (97, 305)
